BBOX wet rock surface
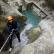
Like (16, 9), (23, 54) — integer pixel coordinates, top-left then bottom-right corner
(0, 33), (5, 49)
(45, 0), (54, 9)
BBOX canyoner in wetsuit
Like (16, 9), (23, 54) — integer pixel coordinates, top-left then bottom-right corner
(7, 16), (21, 52)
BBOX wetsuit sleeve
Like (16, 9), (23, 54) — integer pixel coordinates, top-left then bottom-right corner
(14, 21), (20, 32)
(7, 23), (12, 32)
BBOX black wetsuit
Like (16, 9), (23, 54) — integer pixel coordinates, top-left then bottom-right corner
(7, 20), (21, 48)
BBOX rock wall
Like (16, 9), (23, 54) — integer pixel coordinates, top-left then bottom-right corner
(0, 0), (24, 17)
(45, 0), (54, 9)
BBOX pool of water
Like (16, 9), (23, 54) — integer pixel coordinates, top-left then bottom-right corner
(23, 10), (41, 27)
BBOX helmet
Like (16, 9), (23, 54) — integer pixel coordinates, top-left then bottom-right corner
(7, 16), (14, 21)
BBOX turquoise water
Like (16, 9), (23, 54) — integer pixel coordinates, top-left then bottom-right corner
(23, 10), (41, 27)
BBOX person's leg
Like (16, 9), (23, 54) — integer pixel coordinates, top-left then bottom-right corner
(9, 36), (12, 48)
(8, 35), (13, 52)
(9, 31), (14, 48)
(15, 31), (21, 42)
(9, 31), (14, 52)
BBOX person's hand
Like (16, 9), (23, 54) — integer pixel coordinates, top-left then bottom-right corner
(12, 28), (18, 32)
(12, 29), (16, 32)
(12, 29), (15, 32)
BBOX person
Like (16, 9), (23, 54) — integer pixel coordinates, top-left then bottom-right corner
(6, 16), (21, 52)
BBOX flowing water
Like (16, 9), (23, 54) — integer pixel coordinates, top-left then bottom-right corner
(22, 10), (41, 27)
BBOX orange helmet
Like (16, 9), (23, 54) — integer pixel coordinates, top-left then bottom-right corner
(7, 16), (14, 21)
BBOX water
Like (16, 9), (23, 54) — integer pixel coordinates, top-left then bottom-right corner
(23, 10), (41, 27)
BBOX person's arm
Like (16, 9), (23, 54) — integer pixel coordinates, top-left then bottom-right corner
(7, 23), (12, 32)
(14, 21), (20, 32)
